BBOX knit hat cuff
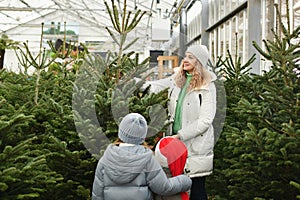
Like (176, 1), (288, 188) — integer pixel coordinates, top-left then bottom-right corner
(155, 145), (169, 168)
(119, 129), (145, 144)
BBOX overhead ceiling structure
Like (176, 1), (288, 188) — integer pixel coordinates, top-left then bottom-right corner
(0, 0), (185, 52)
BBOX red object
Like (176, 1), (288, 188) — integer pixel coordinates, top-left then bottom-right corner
(158, 137), (189, 200)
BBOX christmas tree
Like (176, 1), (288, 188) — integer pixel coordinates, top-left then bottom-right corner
(72, 0), (169, 158)
(207, 2), (300, 199)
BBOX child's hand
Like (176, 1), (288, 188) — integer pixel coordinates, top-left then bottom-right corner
(172, 135), (180, 140)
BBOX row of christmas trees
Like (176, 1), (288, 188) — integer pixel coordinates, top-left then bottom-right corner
(0, 0), (299, 199)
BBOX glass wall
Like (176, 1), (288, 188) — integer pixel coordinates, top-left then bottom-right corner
(276, 0), (300, 32)
(171, 0), (299, 74)
(208, 0), (246, 25)
(261, 0), (300, 72)
(294, 0), (300, 28)
(207, 0), (248, 64)
(187, 12), (201, 44)
(187, 1), (202, 44)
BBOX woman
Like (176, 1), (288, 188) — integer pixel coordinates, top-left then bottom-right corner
(142, 45), (217, 200)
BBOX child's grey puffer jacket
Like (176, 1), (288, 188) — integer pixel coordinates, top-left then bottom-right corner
(92, 144), (192, 200)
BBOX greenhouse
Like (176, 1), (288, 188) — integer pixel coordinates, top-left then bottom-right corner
(0, 0), (300, 199)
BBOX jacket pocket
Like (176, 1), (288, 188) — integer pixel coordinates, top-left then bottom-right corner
(187, 154), (213, 176)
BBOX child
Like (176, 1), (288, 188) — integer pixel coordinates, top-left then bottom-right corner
(154, 136), (189, 200)
(92, 113), (192, 200)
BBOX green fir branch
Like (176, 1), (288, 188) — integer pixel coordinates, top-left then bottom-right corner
(104, 1), (120, 32)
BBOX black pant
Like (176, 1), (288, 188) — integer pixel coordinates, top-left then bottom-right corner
(190, 176), (208, 200)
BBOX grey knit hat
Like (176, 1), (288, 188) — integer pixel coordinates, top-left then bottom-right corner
(118, 113), (148, 145)
(186, 44), (210, 68)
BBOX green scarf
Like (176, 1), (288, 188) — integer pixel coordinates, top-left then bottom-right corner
(173, 73), (192, 134)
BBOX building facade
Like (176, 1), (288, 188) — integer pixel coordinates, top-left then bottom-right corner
(168, 0), (300, 74)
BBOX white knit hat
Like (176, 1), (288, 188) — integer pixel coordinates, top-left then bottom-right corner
(118, 113), (148, 145)
(186, 44), (210, 68)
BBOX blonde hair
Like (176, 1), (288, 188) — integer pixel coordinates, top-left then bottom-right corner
(175, 60), (211, 91)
